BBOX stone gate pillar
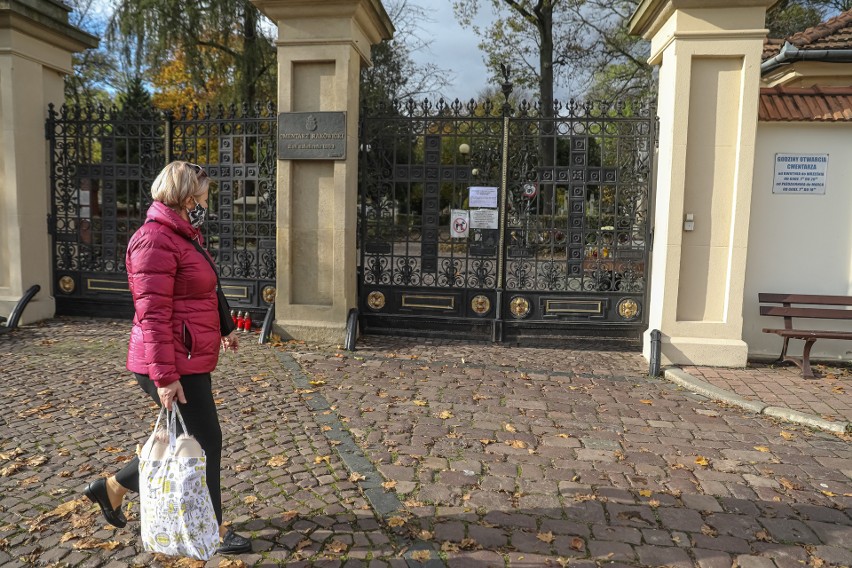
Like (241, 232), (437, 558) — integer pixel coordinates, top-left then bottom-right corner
(251, 0), (393, 343)
(629, 0), (775, 366)
(0, 1), (97, 323)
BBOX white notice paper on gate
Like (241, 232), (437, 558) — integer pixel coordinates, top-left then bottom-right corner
(450, 209), (469, 238)
(470, 209), (498, 229)
(468, 187), (498, 208)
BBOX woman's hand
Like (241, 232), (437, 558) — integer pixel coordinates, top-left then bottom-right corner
(157, 382), (186, 411)
(221, 331), (239, 353)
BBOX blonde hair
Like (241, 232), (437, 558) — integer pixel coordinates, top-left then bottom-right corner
(150, 161), (209, 207)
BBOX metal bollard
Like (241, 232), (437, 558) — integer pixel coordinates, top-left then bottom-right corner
(648, 329), (662, 377)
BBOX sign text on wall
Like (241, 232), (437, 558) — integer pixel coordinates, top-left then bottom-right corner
(278, 112), (346, 160)
(772, 153), (828, 194)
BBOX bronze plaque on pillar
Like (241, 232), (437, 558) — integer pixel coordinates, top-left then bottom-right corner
(278, 112), (347, 160)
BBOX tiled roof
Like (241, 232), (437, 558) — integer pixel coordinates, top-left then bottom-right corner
(763, 10), (852, 60)
(759, 86), (852, 121)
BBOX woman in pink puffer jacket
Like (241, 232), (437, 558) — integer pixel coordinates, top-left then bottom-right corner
(82, 161), (251, 555)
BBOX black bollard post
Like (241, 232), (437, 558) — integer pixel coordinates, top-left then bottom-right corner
(649, 329), (662, 377)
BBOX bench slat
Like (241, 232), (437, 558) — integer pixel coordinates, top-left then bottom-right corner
(763, 328), (852, 340)
(759, 305), (852, 319)
(759, 293), (852, 306)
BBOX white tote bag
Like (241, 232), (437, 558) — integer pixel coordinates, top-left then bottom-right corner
(139, 406), (219, 560)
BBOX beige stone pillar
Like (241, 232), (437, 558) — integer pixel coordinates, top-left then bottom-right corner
(629, 0), (775, 366)
(0, 1), (97, 323)
(252, 0), (393, 343)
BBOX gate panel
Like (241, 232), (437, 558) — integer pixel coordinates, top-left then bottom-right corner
(358, 98), (656, 341)
(47, 103), (277, 321)
(359, 100), (505, 337)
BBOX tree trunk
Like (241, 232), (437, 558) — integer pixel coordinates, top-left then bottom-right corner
(537, 2), (555, 216)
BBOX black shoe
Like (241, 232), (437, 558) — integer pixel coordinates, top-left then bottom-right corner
(216, 528), (251, 554)
(83, 477), (127, 528)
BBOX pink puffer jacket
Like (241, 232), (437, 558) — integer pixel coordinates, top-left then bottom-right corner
(126, 201), (220, 386)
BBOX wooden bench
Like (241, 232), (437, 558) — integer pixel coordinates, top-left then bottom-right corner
(759, 293), (852, 378)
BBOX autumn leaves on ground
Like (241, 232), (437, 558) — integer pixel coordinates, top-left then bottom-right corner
(0, 319), (850, 567)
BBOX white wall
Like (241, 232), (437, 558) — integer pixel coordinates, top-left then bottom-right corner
(744, 122), (852, 361)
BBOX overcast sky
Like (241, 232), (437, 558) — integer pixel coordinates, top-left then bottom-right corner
(405, 2), (494, 102)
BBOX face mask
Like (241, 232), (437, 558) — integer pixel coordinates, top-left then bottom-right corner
(187, 199), (207, 228)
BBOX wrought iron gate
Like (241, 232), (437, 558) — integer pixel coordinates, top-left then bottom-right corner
(47, 103), (277, 321)
(358, 96), (656, 341)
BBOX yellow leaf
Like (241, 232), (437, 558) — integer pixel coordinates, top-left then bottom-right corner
(695, 456), (710, 467)
(326, 539), (347, 554)
(537, 531), (555, 543)
(411, 550), (431, 562)
(438, 411), (453, 419)
(314, 455), (331, 465)
(387, 516), (406, 527)
(640, 399), (653, 405)
(479, 439), (495, 445)
(503, 423), (517, 433)
(281, 511), (299, 522)
(754, 446), (771, 452)
(649, 499), (660, 508)
(440, 541), (460, 552)
(638, 489), (652, 497)
(349, 472), (366, 482)
(267, 455), (288, 467)
(244, 495), (257, 505)
(419, 530), (434, 540)
(821, 490), (836, 497)
(309, 380), (326, 386)
(780, 431), (795, 440)
(413, 400), (428, 406)
(557, 433), (570, 438)
(382, 480), (397, 489)
(505, 440), (527, 449)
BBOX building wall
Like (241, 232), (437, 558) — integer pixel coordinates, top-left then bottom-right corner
(744, 122), (852, 361)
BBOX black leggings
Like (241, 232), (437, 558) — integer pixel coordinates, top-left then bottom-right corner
(114, 373), (223, 525)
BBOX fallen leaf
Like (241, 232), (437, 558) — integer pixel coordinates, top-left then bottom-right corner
(349, 472), (366, 482)
(0, 464), (22, 477)
(243, 495), (257, 505)
(387, 516), (406, 527)
(754, 529), (772, 542)
(821, 490), (836, 497)
(326, 539), (347, 553)
(638, 490), (652, 497)
(266, 455), (288, 467)
(280, 511), (299, 522)
(754, 446), (770, 453)
(437, 411), (453, 419)
(506, 440), (527, 449)
(441, 541), (460, 552)
(695, 456), (710, 467)
(382, 480), (397, 490)
(780, 431), (795, 440)
(411, 550), (431, 562)
(314, 455), (331, 465)
(701, 524), (718, 537)
(418, 530), (434, 540)
(779, 477), (802, 491)
(413, 400), (428, 407)
(503, 424), (517, 433)
(639, 399), (653, 405)
(537, 531), (555, 543)
(309, 380), (326, 386)
(569, 537), (585, 551)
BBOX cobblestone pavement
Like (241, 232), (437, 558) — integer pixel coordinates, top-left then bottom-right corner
(1, 318), (851, 568)
(680, 362), (852, 425)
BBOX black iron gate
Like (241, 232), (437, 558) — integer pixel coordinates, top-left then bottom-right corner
(358, 95), (656, 341)
(47, 103), (278, 322)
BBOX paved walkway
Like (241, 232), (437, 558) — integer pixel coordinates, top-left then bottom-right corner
(0, 318), (850, 567)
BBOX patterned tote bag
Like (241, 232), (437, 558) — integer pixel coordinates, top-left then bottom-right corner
(139, 406), (219, 560)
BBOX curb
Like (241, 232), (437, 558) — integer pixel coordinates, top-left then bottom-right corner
(663, 368), (851, 434)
